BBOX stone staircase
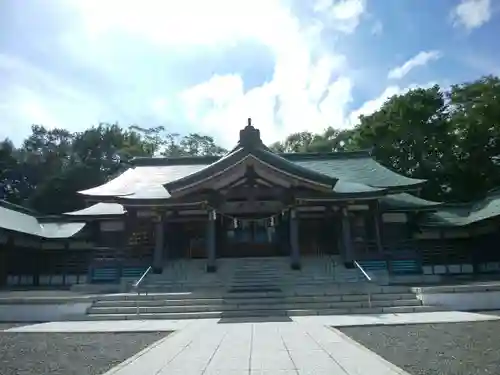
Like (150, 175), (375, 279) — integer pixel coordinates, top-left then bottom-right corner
(85, 257), (442, 320)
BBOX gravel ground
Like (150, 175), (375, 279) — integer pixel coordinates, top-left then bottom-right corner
(0, 323), (33, 330)
(339, 321), (500, 375)
(0, 332), (168, 375)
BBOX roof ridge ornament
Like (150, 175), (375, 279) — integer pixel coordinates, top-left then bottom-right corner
(239, 117), (262, 149)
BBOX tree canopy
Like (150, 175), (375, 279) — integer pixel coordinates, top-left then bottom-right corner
(1, 75), (499, 213)
(270, 75), (500, 203)
(0, 123), (226, 213)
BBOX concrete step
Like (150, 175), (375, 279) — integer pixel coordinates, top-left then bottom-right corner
(97, 287), (414, 301)
(88, 299), (422, 315)
(85, 305), (443, 321)
(93, 292), (419, 306)
(95, 294), (417, 307)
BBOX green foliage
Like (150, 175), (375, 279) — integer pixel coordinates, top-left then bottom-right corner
(2, 74), (500, 212)
(0, 123), (227, 214)
(270, 75), (500, 202)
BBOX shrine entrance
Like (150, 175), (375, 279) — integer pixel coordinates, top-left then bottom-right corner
(218, 214), (287, 258)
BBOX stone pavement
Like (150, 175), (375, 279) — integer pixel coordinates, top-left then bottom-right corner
(5, 311), (500, 374)
(5, 310), (499, 333)
(100, 319), (409, 375)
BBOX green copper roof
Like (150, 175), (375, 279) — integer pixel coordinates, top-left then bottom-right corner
(380, 193), (442, 211)
(289, 154), (425, 189)
(79, 164), (206, 196)
(333, 180), (385, 195)
(420, 189), (500, 227)
(0, 201), (86, 238)
(63, 203), (126, 216)
(79, 122), (425, 199)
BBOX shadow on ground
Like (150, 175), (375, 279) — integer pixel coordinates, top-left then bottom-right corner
(218, 315), (293, 324)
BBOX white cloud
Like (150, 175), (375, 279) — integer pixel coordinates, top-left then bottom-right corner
(126, 0), (355, 147)
(67, 0), (359, 147)
(451, 0), (492, 30)
(314, 0), (367, 34)
(2, 0), (370, 148)
(75, 0), (307, 50)
(0, 54), (104, 142)
(388, 51), (442, 80)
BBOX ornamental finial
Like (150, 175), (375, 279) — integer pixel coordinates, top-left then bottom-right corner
(239, 117), (261, 148)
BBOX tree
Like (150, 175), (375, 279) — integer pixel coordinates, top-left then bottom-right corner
(349, 77), (500, 202)
(0, 138), (23, 203)
(3, 123), (228, 214)
(446, 75), (500, 201)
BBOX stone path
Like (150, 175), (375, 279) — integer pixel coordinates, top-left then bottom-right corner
(5, 310), (499, 333)
(99, 319), (409, 375)
(4, 311), (500, 374)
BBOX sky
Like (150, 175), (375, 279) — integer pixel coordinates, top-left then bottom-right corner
(0, 0), (498, 148)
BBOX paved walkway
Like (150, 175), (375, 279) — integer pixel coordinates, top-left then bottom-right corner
(6, 310), (499, 333)
(5, 311), (500, 374)
(101, 319), (409, 375)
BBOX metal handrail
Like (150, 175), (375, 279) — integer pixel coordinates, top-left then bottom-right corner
(133, 266), (152, 289)
(353, 260), (373, 308)
(133, 266), (152, 315)
(353, 260), (372, 282)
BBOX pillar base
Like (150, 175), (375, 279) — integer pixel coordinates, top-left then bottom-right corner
(291, 262), (301, 270)
(152, 266), (163, 274)
(206, 264), (217, 273)
(344, 261), (354, 269)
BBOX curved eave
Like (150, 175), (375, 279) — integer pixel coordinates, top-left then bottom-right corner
(1, 222), (88, 239)
(39, 223), (87, 239)
(165, 148), (337, 193)
(114, 197), (205, 208)
(380, 193), (443, 212)
(297, 183), (388, 202)
(384, 181), (427, 193)
(63, 203), (126, 217)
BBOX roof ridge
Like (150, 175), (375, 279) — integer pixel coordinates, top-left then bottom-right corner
(129, 149), (372, 166)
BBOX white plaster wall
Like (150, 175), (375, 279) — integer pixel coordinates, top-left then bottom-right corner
(0, 302), (91, 322)
(418, 291), (500, 311)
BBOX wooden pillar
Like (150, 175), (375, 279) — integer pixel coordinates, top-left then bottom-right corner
(163, 221), (170, 261)
(152, 216), (164, 274)
(341, 207), (354, 267)
(0, 232), (7, 286)
(206, 210), (217, 272)
(289, 208), (300, 270)
(374, 202), (383, 254)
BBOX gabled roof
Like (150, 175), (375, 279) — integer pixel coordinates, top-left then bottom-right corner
(78, 120), (426, 200)
(0, 200), (85, 239)
(420, 188), (500, 227)
(164, 124), (338, 193)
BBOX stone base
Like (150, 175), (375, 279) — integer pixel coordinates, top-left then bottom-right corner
(206, 264), (217, 273)
(291, 262), (301, 270)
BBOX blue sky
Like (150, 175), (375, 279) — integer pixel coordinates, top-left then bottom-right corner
(0, 0), (498, 147)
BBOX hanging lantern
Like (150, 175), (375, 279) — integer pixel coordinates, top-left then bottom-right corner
(233, 218), (238, 229)
(270, 216), (275, 227)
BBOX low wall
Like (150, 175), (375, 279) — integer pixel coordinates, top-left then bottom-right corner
(0, 297), (92, 322)
(413, 283), (500, 311)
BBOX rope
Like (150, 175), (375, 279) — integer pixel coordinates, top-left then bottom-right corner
(203, 201), (297, 224)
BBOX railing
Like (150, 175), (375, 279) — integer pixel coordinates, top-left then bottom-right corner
(353, 260), (373, 308)
(132, 266), (152, 315)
